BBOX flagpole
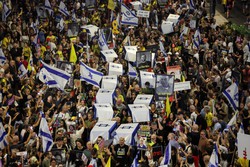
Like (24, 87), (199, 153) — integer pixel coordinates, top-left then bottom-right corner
(230, 146), (237, 166)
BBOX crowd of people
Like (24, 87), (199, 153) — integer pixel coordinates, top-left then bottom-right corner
(0, 0), (249, 167)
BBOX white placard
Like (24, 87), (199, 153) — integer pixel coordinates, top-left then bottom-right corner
(113, 123), (139, 145)
(81, 24), (99, 38)
(137, 10), (150, 18)
(128, 104), (150, 122)
(238, 133), (250, 160)
(167, 14), (180, 25)
(109, 62), (123, 76)
(140, 71), (155, 88)
(174, 81), (191, 91)
(96, 89), (115, 105)
(189, 20), (196, 29)
(101, 49), (118, 62)
(101, 75), (117, 90)
(130, 1), (142, 11)
(90, 121), (117, 143)
(161, 21), (174, 34)
(125, 46), (138, 62)
(134, 94), (153, 106)
(94, 103), (114, 121)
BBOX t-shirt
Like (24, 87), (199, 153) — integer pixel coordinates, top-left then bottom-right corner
(114, 144), (129, 164)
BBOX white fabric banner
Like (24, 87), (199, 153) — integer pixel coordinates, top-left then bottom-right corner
(128, 104), (150, 122)
(167, 14), (180, 25)
(113, 123), (139, 145)
(96, 89), (115, 105)
(133, 94), (153, 106)
(101, 75), (117, 90)
(90, 121), (117, 143)
(140, 71), (155, 88)
(109, 62), (123, 76)
(125, 46), (138, 62)
(81, 24), (99, 38)
(101, 49), (118, 62)
(94, 103), (114, 121)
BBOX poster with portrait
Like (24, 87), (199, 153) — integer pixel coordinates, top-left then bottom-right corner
(51, 149), (66, 164)
(85, 0), (96, 9)
(136, 51), (152, 70)
(166, 65), (181, 80)
(57, 61), (74, 90)
(67, 23), (79, 37)
(155, 75), (175, 100)
(157, 0), (168, 7)
(67, 121), (76, 134)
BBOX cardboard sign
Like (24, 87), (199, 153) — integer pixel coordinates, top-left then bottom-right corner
(137, 10), (150, 18)
(174, 81), (191, 91)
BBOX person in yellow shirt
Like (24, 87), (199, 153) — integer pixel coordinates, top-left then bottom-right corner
(205, 106), (213, 127)
(22, 42), (32, 60)
(2, 33), (11, 49)
(56, 45), (64, 61)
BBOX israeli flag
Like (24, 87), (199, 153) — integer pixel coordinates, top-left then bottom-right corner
(44, 0), (53, 15)
(58, 1), (69, 16)
(101, 49), (118, 62)
(109, 62), (123, 76)
(98, 29), (109, 51)
(81, 24), (99, 38)
(128, 104), (150, 122)
(80, 61), (103, 88)
(113, 123), (139, 145)
(40, 61), (71, 90)
(159, 41), (166, 56)
(208, 144), (219, 167)
(30, 19), (39, 34)
(0, 120), (8, 149)
(94, 103), (114, 121)
(121, 4), (138, 26)
(190, 0), (196, 9)
(18, 62), (28, 78)
(128, 63), (137, 78)
(96, 89), (115, 105)
(90, 121), (117, 144)
(140, 71), (155, 88)
(227, 111), (238, 129)
(56, 17), (64, 32)
(193, 29), (201, 49)
(0, 49), (6, 65)
(134, 94), (153, 106)
(222, 82), (239, 111)
(101, 75), (117, 90)
(160, 142), (171, 165)
(124, 46), (137, 62)
(39, 113), (53, 152)
(131, 154), (139, 167)
(2, 3), (11, 22)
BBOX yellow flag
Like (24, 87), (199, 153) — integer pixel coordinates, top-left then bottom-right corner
(181, 73), (185, 82)
(70, 43), (77, 63)
(166, 95), (171, 117)
(105, 156), (111, 167)
(108, 0), (115, 10)
(27, 53), (33, 71)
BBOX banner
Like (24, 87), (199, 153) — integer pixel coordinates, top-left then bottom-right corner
(94, 103), (114, 121)
(166, 65), (181, 80)
(134, 94), (153, 106)
(101, 49), (118, 62)
(125, 46), (138, 62)
(121, 4), (138, 26)
(113, 123), (139, 145)
(101, 75), (117, 90)
(161, 21), (174, 34)
(167, 14), (180, 25)
(140, 71), (155, 88)
(81, 25), (99, 38)
(128, 104), (150, 122)
(130, 1), (142, 11)
(137, 10), (150, 18)
(174, 81), (191, 91)
(109, 62), (123, 76)
(96, 89), (115, 105)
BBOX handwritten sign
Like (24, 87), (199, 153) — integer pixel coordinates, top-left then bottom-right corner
(137, 10), (150, 18)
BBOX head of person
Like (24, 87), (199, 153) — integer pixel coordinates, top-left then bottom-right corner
(160, 77), (169, 87)
(119, 137), (125, 146)
(141, 54), (146, 62)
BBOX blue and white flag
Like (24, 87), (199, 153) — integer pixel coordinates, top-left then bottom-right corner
(44, 0), (53, 15)
(131, 154), (139, 167)
(98, 29), (109, 51)
(0, 49), (6, 65)
(128, 63), (137, 78)
(58, 1), (69, 16)
(30, 19), (39, 34)
(56, 17), (64, 32)
(40, 61), (71, 90)
(0, 120), (8, 149)
(160, 142), (171, 165)
(2, 3), (11, 22)
(209, 144), (219, 167)
(193, 29), (201, 49)
(190, 0), (196, 9)
(121, 4), (138, 26)
(80, 61), (103, 88)
(39, 113), (53, 152)
(18, 62), (28, 78)
(226, 111), (238, 129)
(238, 123), (245, 134)
(223, 82), (239, 111)
(159, 41), (166, 56)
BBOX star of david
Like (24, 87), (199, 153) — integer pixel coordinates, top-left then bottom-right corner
(88, 72), (93, 79)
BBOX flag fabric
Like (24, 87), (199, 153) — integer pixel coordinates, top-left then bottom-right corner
(80, 61), (103, 88)
(159, 41), (166, 56)
(58, 1), (69, 16)
(0, 49), (6, 65)
(239, 123), (245, 134)
(2, 3), (11, 22)
(160, 142), (171, 165)
(105, 156), (111, 167)
(108, 0), (115, 10)
(131, 154), (138, 167)
(128, 63), (137, 78)
(70, 43), (77, 63)
(98, 29), (109, 51)
(38, 113), (53, 152)
(181, 73), (186, 82)
(193, 29), (201, 49)
(44, 0), (53, 15)
(222, 82), (239, 111)
(209, 144), (219, 167)
(0, 120), (8, 150)
(56, 17), (64, 32)
(190, 0), (195, 9)
(166, 95), (171, 117)
(18, 62), (28, 78)
(227, 111), (238, 129)
(30, 19), (39, 34)
(40, 61), (71, 90)
(121, 4), (138, 26)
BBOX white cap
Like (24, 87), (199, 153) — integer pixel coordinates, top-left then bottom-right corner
(167, 52), (172, 55)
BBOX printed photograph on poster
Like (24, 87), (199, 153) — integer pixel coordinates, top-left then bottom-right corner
(136, 51), (151, 70)
(67, 23), (79, 37)
(155, 75), (174, 100)
(167, 65), (181, 80)
(51, 149), (66, 164)
(57, 61), (74, 89)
